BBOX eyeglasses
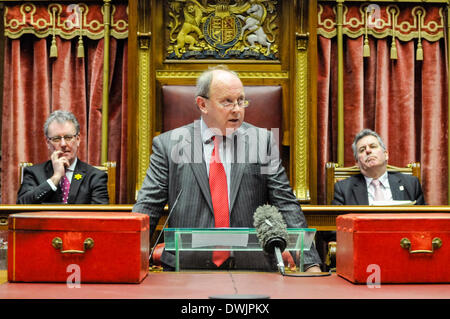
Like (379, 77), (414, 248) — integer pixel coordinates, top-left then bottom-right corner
(47, 134), (78, 144)
(202, 96), (250, 109)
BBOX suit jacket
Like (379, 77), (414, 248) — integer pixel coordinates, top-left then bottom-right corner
(332, 172), (426, 205)
(17, 159), (109, 204)
(133, 120), (322, 270)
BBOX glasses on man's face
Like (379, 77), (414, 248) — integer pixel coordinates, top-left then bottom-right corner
(202, 96), (250, 109)
(47, 134), (78, 144)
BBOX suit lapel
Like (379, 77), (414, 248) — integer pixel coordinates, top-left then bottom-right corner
(229, 132), (247, 213)
(185, 121), (214, 214)
(44, 160), (55, 180)
(190, 163), (214, 214)
(352, 174), (369, 205)
(388, 173), (405, 200)
(44, 161), (63, 202)
(185, 121), (250, 214)
(67, 160), (87, 204)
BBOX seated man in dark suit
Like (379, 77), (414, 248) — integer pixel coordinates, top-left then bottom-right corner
(321, 129), (426, 269)
(333, 129), (425, 205)
(17, 110), (109, 204)
(133, 65), (322, 272)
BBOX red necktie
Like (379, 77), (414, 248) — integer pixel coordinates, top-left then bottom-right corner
(209, 136), (230, 267)
(60, 175), (70, 204)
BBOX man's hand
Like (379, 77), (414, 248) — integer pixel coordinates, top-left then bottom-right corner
(305, 265), (322, 273)
(50, 150), (69, 185)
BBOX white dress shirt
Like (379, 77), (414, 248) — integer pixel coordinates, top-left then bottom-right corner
(364, 171), (393, 205)
(201, 118), (235, 206)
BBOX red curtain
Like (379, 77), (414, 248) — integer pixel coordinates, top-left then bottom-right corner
(1, 35), (128, 204)
(317, 35), (448, 205)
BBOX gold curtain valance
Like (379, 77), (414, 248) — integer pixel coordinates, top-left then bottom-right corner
(4, 2), (128, 40)
(318, 3), (444, 42)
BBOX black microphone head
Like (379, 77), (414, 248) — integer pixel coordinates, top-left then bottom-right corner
(253, 205), (288, 254)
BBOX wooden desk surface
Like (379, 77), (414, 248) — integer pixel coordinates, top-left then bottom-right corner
(0, 271), (449, 300)
(2, 204), (450, 231)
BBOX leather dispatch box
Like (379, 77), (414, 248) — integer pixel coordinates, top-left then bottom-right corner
(336, 213), (450, 284)
(8, 212), (149, 283)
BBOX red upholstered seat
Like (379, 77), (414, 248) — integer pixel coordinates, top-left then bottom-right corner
(162, 85), (282, 146)
(153, 85), (284, 268)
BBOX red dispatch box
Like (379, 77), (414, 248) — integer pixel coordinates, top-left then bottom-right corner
(336, 213), (450, 284)
(8, 212), (149, 283)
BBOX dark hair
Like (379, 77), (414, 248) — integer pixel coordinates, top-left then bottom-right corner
(352, 129), (386, 160)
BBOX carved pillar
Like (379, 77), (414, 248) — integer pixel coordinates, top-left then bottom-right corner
(293, 0), (313, 202)
(336, 0), (344, 166)
(136, 0), (152, 195)
(294, 32), (310, 202)
(101, 0), (111, 164)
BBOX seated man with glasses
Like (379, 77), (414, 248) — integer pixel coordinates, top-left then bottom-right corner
(17, 110), (109, 204)
(133, 65), (322, 272)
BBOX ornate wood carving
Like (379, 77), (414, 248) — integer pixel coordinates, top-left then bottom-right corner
(164, 0), (280, 61)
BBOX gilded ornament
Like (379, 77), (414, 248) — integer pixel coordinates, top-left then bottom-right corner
(317, 3), (444, 42)
(165, 0), (279, 60)
(4, 2), (128, 40)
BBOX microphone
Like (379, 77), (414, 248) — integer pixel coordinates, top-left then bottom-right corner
(253, 204), (288, 275)
(149, 189), (183, 262)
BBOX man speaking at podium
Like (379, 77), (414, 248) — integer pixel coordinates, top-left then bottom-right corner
(133, 65), (321, 272)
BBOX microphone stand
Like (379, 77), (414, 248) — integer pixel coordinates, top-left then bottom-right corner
(149, 189), (183, 262)
(274, 246), (285, 276)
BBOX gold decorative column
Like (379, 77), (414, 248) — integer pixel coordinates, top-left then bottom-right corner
(136, 0), (152, 194)
(336, 0), (344, 165)
(448, 1), (450, 204)
(101, 0), (111, 164)
(294, 32), (310, 202)
(293, 0), (311, 202)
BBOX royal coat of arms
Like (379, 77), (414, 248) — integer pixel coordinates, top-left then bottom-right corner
(166, 0), (279, 60)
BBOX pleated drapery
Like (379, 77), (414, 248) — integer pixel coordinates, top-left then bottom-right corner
(1, 35), (128, 204)
(317, 35), (448, 205)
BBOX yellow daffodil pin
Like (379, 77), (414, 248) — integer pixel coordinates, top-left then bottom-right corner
(74, 174), (82, 180)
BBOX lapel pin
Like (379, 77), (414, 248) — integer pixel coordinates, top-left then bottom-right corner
(399, 185), (404, 191)
(74, 173), (82, 180)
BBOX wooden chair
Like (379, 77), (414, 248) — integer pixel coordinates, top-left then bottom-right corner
(325, 162), (421, 205)
(19, 161), (117, 204)
(161, 85), (283, 145)
(322, 161), (421, 271)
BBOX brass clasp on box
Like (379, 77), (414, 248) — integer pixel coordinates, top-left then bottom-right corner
(400, 237), (442, 254)
(52, 237), (94, 254)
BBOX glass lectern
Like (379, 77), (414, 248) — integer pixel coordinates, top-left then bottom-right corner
(164, 228), (316, 272)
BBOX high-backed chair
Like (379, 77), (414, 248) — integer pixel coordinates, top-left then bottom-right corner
(19, 161), (117, 204)
(150, 85), (285, 267)
(325, 162), (421, 205)
(322, 161), (421, 270)
(162, 85), (283, 146)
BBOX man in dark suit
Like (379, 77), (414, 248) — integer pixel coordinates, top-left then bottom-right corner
(332, 129), (425, 205)
(17, 110), (109, 204)
(133, 65), (322, 272)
